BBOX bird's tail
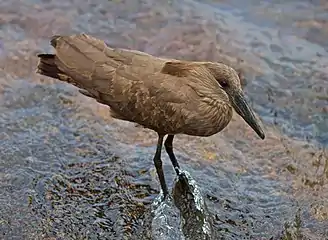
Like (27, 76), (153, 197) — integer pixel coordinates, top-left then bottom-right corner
(36, 52), (103, 103)
(36, 54), (60, 79)
(36, 54), (75, 84)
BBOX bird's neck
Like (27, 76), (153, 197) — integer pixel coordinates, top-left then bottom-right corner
(197, 95), (233, 136)
(216, 99), (233, 132)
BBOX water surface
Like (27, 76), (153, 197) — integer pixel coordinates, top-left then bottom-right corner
(0, 0), (328, 239)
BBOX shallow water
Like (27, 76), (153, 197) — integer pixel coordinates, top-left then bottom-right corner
(0, 0), (328, 239)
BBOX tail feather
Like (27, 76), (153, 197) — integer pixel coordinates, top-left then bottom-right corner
(36, 34), (123, 107)
(36, 54), (62, 80)
(37, 53), (99, 101)
(36, 53), (76, 86)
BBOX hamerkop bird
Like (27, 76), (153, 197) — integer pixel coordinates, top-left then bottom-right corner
(36, 33), (265, 198)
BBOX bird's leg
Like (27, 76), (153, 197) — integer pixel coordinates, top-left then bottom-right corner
(154, 134), (169, 198)
(164, 135), (184, 177)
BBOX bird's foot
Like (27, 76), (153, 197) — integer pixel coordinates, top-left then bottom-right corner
(175, 167), (188, 182)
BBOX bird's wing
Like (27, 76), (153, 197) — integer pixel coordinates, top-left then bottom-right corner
(53, 33), (166, 70)
(108, 47), (163, 65)
(49, 34), (118, 92)
(160, 61), (195, 77)
(51, 33), (123, 69)
(50, 33), (171, 89)
(110, 64), (194, 104)
(110, 60), (220, 105)
(50, 34), (218, 108)
(159, 61), (220, 95)
(108, 64), (202, 131)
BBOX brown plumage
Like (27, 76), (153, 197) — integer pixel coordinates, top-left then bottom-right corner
(36, 33), (265, 198)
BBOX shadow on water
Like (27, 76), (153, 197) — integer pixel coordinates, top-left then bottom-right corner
(1, 0), (328, 239)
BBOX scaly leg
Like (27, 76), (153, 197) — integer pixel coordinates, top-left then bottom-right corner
(164, 135), (183, 176)
(153, 134), (168, 198)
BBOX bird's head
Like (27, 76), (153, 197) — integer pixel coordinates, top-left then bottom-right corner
(205, 62), (265, 140)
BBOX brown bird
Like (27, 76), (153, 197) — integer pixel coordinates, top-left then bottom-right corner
(36, 33), (265, 199)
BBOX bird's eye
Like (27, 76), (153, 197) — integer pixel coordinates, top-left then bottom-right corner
(220, 80), (228, 88)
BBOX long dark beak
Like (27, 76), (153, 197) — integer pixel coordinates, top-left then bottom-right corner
(231, 91), (265, 139)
